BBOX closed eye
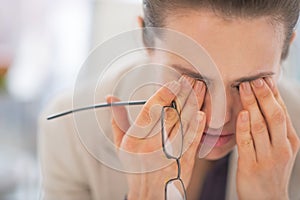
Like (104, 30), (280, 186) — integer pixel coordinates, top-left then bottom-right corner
(234, 85), (240, 91)
(231, 83), (241, 91)
(184, 74), (209, 87)
(231, 76), (273, 91)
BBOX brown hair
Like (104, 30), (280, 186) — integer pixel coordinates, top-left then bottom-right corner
(142, 0), (300, 60)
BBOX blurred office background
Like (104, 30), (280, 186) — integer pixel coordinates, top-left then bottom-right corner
(0, 0), (141, 199)
(0, 0), (298, 199)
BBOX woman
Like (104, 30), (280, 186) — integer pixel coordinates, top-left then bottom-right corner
(39, 0), (300, 199)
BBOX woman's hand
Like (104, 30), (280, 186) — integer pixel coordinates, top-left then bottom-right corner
(236, 77), (300, 200)
(106, 76), (206, 200)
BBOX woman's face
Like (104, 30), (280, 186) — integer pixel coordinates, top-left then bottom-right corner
(149, 10), (285, 160)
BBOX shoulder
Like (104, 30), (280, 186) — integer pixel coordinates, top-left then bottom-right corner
(38, 88), (128, 199)
(38, 91), (93, 198)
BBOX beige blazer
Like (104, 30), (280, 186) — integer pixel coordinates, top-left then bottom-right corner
(38, 68), (300, 200)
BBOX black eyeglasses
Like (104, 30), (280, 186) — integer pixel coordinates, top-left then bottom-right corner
(47, 100), (186, 199)
(161, 100), (186, 200)
(46, 100), (147, 120)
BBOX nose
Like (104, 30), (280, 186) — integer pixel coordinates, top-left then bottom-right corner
(202, 87), (232, 129)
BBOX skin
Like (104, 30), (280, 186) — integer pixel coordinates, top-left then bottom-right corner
(106, 10), (300, 200)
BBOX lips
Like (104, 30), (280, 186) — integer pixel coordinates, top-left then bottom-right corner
(201, 131), (235, 147)
(203, 128), (233, 136)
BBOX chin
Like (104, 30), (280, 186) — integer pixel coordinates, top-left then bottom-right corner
(201, 138), (236, 160)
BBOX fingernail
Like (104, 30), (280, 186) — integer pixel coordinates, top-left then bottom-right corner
(252, 79), (263, 88)
(194, 81), (205, 92)
(240, 111), (249, 122)
(265, 77), (274, 89)
(105, 95), (111, 103)
(180, 75), (193, 86)
(179, 75), (187, 82)
(105, 95), (118, 103)
(241, 82), (252, 94)
(167, 81), (181, 94)
(197, 111), (204, 122)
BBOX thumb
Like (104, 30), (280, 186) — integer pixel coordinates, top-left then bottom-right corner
(106, 95), (130, 148)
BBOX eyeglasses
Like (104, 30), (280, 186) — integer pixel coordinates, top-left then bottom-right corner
(161, 100), (186, 200)
(46, 100), (147, 120)
(47, 100), (186, 199)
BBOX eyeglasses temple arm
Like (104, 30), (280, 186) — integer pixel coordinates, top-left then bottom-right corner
(46, 100), (147, 120)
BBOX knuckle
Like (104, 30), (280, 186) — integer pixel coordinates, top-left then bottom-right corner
(259, 89), (272, 100)
(277, 147), (293, 163)
(237, 137), (253, 147)
(165, 108), (178, 122)
(294, 136), (300, 152)
(244, 96), (257, 107)
(144, 142), (159, 152)
(251, 120), (267, 134)
(288, 131), (300, 153)
(140, 108), (151, 124)
(271, 108), (286, 124)
(238, 122), (249, 133)
(123, 140), (137, 152)
(156, 94), (170, 105)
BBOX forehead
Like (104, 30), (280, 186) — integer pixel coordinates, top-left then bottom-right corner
(152, 11), (284, 82)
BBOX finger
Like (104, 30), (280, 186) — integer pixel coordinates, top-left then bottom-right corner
(236, 110), (256, 164)
(141, 103), (179, 142)
(265, 77), (300, 153)
(194, 80), (207, 109)
(140, 78), (203, 139)
(129, 80), (181, 138)
(180, 81), (206, 133)
(162, 107), (180, 138)
(181, 111), (206, 162)
(239, 82), (271, 160)
(161, 106), (185, 157)
(106, 96), (130, 133)
(163, 111), (204, 160)
(164, 80), (206, 150)
(175, 75), (195, 114)
(250, 78), (287, 147)
(111, 118), (125, 149)
(106, 96), (128, 148)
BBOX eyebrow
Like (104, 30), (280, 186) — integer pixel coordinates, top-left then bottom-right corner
(172, 64), (211, 82)
(171, 64), (275, 85)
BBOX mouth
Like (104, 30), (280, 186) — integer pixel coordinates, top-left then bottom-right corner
(201, 132), (235, 147)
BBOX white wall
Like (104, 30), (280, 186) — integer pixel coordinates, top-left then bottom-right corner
(91, 0), (142, 47)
